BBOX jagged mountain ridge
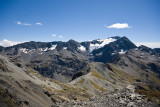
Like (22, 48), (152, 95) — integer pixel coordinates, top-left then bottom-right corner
(0, 36), (160, 83)
(0, 36), (135, 82)
(0, 36), (160, 106)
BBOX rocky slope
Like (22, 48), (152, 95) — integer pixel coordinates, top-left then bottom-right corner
(0, 36), (160, 107)
(0, 36), (137, 82)
(58, 85), (158, 107)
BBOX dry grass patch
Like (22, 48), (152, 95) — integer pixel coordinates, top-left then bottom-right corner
(52, 79), (91, 101)
(89, 79), (105, 92)
(109, 64), (136, 83)
(91, 70), (112, 83)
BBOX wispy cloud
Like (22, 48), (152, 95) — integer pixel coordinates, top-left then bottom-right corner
(15, 21), (43, 26)
(17, 21), (21, 25)
(52, 34), (57, 37)
(0, 39), (22, 47)
(35, 22), (42, 25)
(135, 42), (160, 49)
(51, 34), (63, 39)
(16, 21), (31, 26)
(106, 23), (131, 29)
(59, 35), (63, 39)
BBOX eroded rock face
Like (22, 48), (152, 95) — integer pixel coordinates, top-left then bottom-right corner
(29, 56), (90, 82)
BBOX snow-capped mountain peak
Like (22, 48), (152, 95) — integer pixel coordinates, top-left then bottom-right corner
(89, 37), (117, 52)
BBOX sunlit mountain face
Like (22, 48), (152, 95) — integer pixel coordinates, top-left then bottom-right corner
(0, 36), (160, 106)
(0, 0), (160, 106)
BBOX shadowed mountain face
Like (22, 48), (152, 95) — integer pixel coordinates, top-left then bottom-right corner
(0, 36), (160, 106)
(0, 36), (160, 83)
(0, 36), (137, 82)
(92, 37), (137, 63)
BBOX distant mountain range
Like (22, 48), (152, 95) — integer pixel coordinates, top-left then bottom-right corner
(0, 36), (160, 107)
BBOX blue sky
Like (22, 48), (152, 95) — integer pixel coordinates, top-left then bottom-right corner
(0, 0), (160, 47)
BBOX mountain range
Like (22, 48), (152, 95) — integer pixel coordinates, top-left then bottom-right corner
(0, 36), (160, 107)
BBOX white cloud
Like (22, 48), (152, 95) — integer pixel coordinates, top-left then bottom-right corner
(51, 34), (63, 39)
(16, 21), (31, 26)
(35, 22), (42, 25)
(17, 21), (21, 25)
(52, 34), (57, 37)
(107, 23), (131, 29)
(0, 39), (22, 47)
(135, 42), (160, 49)
(16, 21), (43, 26)
(59, 35), (63, 39)
(23, 23), (31, 26)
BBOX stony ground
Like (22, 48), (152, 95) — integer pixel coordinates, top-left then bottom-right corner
(55, 85), (159, 107)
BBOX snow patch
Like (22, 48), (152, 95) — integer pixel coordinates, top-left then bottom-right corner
(38, 45), (57, 52)
(43, 47), (48, 51)
(78, 45), (86, 52)
(49, 45), (57, 50)
(96, 52), (102, 56)
(90, 38), (117, 52)
(20, 48), (36, 54)
(119, 49), (126, 54)
(63, 47), (67, 50)
(39, 48), (47, 51)
(20, 48), (28, 54)
(111, 52), (116, 55)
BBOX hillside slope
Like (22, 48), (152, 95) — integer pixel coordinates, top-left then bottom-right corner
(0, 36), (160, 106)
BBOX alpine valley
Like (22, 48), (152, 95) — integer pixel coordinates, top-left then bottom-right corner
(0, 36), (160, 107)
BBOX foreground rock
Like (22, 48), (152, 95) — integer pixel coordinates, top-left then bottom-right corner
(57, 85), (159, 107)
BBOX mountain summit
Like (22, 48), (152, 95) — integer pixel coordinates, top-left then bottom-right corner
(0, 36), (160, 107)
(0, 36), (137, 82)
